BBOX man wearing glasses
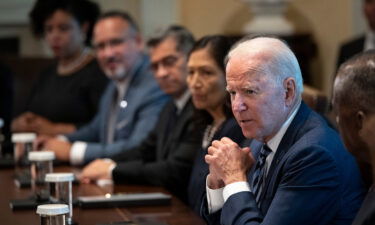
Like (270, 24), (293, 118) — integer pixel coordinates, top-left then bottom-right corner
(37, 11), (168, 165)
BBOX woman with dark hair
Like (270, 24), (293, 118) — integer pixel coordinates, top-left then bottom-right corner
(11, 0), (108, 136)
(187, 35), (246, 215)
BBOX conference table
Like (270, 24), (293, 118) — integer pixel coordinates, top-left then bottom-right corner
(0, 166), (206, 225)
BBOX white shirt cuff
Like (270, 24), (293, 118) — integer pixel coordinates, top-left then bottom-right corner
(57, 135), (68, 141)
(96, 159), (116, 187)
(206, 177), (225, 213)
(103, 158), (116, 180)
(223, 181), (251, 202)
(70, 141), (87, 166)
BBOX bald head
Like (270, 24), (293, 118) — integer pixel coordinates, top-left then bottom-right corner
(333, 50), (375, 162)
(227, 37), (303, 99)
(334, 50), (375, 113)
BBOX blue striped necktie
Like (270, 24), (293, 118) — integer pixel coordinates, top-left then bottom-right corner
(252, 144), (272, 205)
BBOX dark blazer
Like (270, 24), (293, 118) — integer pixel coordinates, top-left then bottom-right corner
(66, 54), (169, 163)
(188, 117), (246, 215)
(337, 36), (365, 69)
(205, 102), (365, 225)
(111, 99), (202, 201)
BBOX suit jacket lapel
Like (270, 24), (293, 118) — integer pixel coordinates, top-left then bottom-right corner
(100, 83), (117, 143)
(161, 99), (194, 159)
(158, 101), (176, 157)
(259, 102), (311, 203)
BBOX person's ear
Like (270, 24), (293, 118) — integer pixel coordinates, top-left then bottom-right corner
(283, 77), (296, 106)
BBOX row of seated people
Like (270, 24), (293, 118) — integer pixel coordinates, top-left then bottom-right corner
(1, 0), (373, 224)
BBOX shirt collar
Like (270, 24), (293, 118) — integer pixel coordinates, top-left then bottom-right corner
(174, 90), (191, 114)
(114, 54), (144, 99)
(266, 101), (301, 153)
(115, 74), (131, 101)
(365, 30), (375, 51)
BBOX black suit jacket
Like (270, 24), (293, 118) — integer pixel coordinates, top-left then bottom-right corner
(188, 117), (246, 215)
(337, 35), (365, 69)
(111, 99), (202, 201)
(204, 103), (365, 225)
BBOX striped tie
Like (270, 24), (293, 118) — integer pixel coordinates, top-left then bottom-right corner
(251, 144), (272, 205)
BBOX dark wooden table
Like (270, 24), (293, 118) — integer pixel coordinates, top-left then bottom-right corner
(0, 167), (205, 225)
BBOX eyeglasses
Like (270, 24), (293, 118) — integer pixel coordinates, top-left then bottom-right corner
(150, 55), (180, 72)
(93, 38), (128, 51)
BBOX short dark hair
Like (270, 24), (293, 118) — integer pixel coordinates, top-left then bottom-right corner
(191, 35), (233, 72)
(29, 0), (100, 45)
(190, 35), (234, 120)
(147, 25), (195, 55)
(98, 11), (139, 35)
(334, 50), (375, 113)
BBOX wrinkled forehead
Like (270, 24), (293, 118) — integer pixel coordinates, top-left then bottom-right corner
(226, 48), (273, 79)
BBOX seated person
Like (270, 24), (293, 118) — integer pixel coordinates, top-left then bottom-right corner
(36, 11), (169, 165)
(333, 50), (375, 225)
(12, 0), (108, 136)
(203, 36), (365, 225)
(337, 0), (375, 68)
(186, 35), (245, 215)
(80, 26), (200, 201)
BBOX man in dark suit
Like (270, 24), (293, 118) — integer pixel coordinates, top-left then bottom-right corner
(37, 11), (169, 165)
(203, 36), (365, 225)
(333, 50), (375, 225)
(80, 26), (201, 201)
(337, 0), (375, 68)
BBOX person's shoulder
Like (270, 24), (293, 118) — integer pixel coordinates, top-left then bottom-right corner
(296, 108), (342, 148)
(285, 104), (346, 157)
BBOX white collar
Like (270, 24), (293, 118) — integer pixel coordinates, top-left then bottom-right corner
(115, 74), (131, 101)
(174, 90), (191, 114)
(266, 101), (301, 154)
(364, 30), (375, 51)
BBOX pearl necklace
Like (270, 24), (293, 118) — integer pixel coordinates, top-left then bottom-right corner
(202, 119), (225, 149)
(57, 47), (92, 75)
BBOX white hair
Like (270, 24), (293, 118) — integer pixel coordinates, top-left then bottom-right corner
(226, 36), (304, 98)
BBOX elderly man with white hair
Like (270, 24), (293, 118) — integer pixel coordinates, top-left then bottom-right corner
(203, 37), (365, 225)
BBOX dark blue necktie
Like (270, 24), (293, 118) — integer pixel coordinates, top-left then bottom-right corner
(252, 144), (272, 205)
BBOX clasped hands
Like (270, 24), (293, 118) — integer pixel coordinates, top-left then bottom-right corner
(205, 137), (255, 189)
(33, 135), (72, 162)
(79, 159), (115, 184)
(12, 112), (75, 136)
(12, 112), (56, 135)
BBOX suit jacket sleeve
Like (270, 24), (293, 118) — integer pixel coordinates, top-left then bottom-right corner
(220, 145), (344, 225)
(112, 113), (200, 189)
(65, 80), (114, 143)
(110, 124), (158, 163)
